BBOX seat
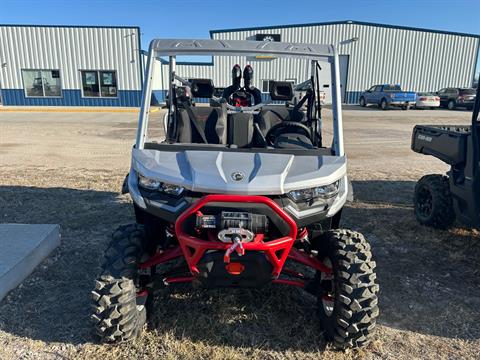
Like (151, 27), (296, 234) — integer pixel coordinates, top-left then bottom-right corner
(176, 105), (227, 144)
(227, 113), (254, 148)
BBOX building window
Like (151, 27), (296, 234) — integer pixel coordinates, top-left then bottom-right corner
(81, 70), (118, 98)
(22, 69), (62, 97)
(262, 80), (275, 92)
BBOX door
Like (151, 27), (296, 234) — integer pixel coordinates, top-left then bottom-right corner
(314, 55), (349, 104)
(437, 88), (447, 106)
(364, 85), (376, 103)
(371, 85), (383, 104)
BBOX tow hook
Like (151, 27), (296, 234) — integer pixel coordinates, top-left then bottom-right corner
(223, 234), (245, 263)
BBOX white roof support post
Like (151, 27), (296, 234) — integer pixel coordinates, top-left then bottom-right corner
(136, 46), (156, 149)
(330, 50), (345, 156)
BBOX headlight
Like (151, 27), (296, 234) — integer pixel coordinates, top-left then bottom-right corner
(138, 174), (184, 196)
(161, 183), (184, 196)
(288, 181), (339, 202)
(138, 174), (161, 190)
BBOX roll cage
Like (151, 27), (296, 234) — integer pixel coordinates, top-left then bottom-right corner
(137, 38), (345, 156)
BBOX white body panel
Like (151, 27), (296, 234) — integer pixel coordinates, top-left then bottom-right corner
(132, 148), (347, 196)
(416, 96), (440, 108)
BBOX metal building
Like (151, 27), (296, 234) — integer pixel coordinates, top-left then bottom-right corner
(0, 25), (142, 107)
(152, 20), (480, 104)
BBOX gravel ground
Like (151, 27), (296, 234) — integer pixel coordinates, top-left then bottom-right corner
(0, 106), (479, 359)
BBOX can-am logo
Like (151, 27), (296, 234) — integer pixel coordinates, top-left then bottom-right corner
(418, 134), (432, 142)
(231, 172), (245, 181)
(255, 33), (281, 42)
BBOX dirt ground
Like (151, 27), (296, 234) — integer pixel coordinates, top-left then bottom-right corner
(0, 106), (479, 360)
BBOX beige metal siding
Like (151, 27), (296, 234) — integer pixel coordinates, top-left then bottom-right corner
(0, 26), (142, 91)
(149, 22), (479, 103)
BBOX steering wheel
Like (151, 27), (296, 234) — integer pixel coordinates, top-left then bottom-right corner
(265, 121), (312, 146)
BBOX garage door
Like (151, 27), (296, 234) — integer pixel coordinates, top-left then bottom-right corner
(315, 55), (349, 104)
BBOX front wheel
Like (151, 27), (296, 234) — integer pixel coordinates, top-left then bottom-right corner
(359, 97), (366, 107)
(380, 98), (388, 110)
(447, 100), (456, 110)
(315, 229), (379, 349)
(91, 224), (149, 343)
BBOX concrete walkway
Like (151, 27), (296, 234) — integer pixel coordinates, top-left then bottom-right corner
(0, 224), (60, 301)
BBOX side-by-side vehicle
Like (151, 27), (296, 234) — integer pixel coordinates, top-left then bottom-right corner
(91, 39), (379, 349)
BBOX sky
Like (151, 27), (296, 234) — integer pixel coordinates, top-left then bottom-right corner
(0, 0), (479, 74)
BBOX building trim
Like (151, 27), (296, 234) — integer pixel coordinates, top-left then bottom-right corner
(0, 23), (140, 31)
(210, 20), (480, 39)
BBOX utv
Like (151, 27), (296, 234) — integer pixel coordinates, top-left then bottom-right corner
(91, 39), (379, 349)
(412, 85), (480, 229)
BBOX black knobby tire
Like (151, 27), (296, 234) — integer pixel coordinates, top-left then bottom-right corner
(414, 174), (455, 229)
(91, 224), (149, 343)
(359, 97), (366, 107)
(380, 98), (388, 110)
(315, 229), (379, 349)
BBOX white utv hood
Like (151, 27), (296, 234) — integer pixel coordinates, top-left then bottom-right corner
(131, 148), (347, 195)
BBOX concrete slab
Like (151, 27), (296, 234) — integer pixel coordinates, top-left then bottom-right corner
(0, 224), (60, 301)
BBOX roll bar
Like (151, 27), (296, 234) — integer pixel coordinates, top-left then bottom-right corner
(136, 38), (344, 156)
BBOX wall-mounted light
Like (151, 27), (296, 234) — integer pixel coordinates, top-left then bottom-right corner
(339, 37), (360, 46)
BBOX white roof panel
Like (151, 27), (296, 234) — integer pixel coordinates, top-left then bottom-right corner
(149, 38), (335, 59)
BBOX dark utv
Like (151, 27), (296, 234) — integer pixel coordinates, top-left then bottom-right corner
(412, 85), (480, 229)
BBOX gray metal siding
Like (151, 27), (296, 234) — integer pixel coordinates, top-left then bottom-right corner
(0, 26), (142, 91)
(150, 23), (479, 104)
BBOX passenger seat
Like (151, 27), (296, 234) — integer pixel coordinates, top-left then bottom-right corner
(176, 105), (227, 144)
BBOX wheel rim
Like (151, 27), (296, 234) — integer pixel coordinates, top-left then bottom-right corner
(381, 101), (386, 109)
(448, 101), (454, 110)
(320, 258), (335, 317)
(416, 187), (433, 218)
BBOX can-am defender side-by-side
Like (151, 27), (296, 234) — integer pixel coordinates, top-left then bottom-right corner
(91, 39), (379, 349)
(412, 85), (480, 229)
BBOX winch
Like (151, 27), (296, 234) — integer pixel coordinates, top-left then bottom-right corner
(196, 211), (268, 263)
(196, 211), (268, 233)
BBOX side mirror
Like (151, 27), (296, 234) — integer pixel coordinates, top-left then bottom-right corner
(269, 81), (293, 101)
(190, 78), (214, 98)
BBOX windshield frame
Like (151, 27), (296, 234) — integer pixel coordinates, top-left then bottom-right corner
(137, 38), (345, 157)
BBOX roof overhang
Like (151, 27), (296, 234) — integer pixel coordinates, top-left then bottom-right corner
(148, 38), (335, 60)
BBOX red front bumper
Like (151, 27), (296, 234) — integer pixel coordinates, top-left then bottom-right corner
(174, 194), (298, 278)
(139, 194), (332, 286)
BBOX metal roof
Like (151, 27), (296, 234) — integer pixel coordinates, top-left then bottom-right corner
(210, 20), (480, 39)
(148, 39), (335, 59)
(0, 23), (139, 30)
